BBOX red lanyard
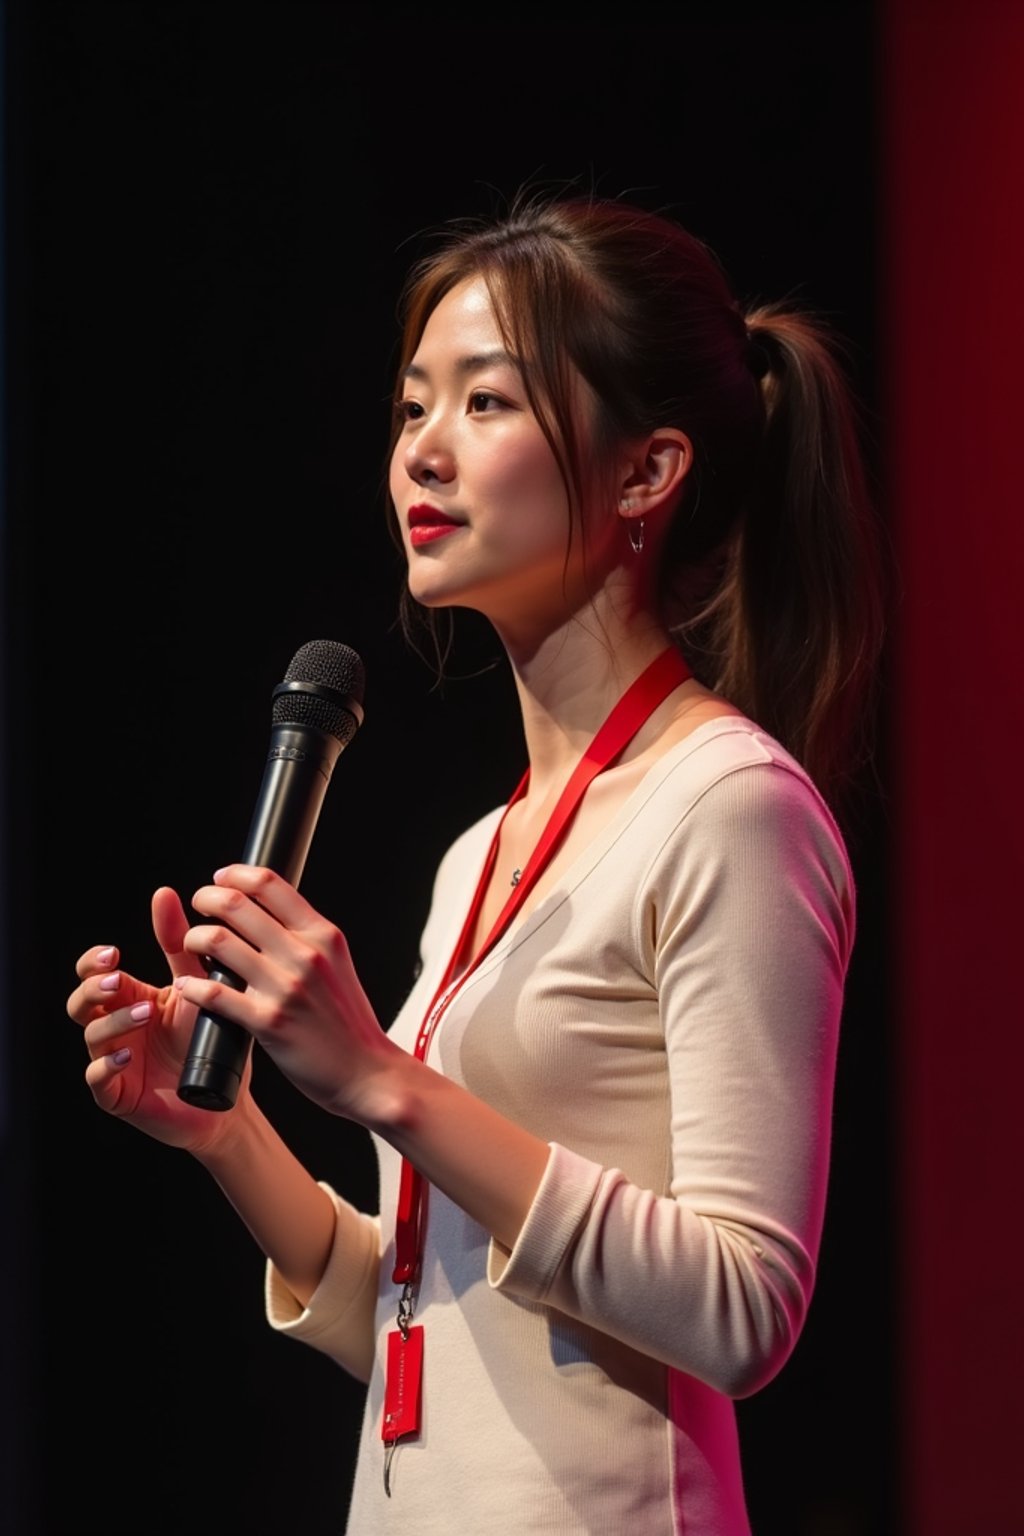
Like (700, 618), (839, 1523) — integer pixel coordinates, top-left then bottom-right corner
(381, 645), (691, 1485)
(392, 643), (691, 1280)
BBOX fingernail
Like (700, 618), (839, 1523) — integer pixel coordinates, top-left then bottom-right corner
(129, 1002), (152, 1024)
(97, 947), (116, 967)
(111, 1048), (131, 1066)
(172, 976), (188, 990)
(99, 973), (121, 992)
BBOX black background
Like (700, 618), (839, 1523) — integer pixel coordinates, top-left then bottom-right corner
(3, 5), (895, 1533)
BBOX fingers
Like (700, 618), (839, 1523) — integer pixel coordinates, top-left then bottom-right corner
(174, 865), (347, 1026)
(83, 1044), (133, 1112)
(73, 943), (119, 983)
(67, 947), (125, 1025)
(185, 864), (341, 983)
(82, 1012), (150, 1115)
(69, 879), (198, 1024)
(151, 886), (206, 981)
(205, 865), (320, 931)
(83, 996), (153, 1060)
(67, 936), (161, 1047)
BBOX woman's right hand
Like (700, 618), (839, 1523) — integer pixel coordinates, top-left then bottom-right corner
(67, 884), (255, 1157)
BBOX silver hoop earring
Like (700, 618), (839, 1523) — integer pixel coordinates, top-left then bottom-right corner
(628, 517), (645, 555)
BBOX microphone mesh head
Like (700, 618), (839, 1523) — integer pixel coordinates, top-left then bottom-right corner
(284, 640), (365, 698)
(273, 640), (366, 744)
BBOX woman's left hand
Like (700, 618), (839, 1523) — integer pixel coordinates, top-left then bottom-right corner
(175, 864), (403, 1124)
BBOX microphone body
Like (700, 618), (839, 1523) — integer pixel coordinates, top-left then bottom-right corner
(177, 644), (365, 1111)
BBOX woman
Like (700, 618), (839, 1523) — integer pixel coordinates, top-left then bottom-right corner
(67, 191), (884, 1534)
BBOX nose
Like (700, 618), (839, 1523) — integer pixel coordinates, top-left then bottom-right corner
(401, 411), (456, 487)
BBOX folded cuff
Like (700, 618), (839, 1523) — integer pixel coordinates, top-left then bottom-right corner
(265, 1182), (381, 1383)
(486, 1142), (603, 1301)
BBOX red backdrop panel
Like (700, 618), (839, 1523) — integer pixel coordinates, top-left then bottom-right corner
(884, 3), (1024, 1531)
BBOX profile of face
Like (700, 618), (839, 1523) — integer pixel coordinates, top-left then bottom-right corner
(389, 276), (622, 635)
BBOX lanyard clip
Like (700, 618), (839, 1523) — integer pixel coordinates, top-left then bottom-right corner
(396, 1280), (416, 1342)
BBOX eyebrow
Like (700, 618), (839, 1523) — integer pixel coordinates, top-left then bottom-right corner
(402, 349), (521, 382)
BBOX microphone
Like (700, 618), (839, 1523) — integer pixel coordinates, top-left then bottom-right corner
(177, 639), (366, 1112)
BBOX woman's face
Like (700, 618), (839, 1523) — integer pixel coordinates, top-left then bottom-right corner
(389, 276), (612, 632)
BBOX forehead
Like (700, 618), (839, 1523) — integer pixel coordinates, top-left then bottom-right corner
(413, 276), (505, 360)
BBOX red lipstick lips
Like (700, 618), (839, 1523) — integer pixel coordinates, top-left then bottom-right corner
(407, 504), (463, 548)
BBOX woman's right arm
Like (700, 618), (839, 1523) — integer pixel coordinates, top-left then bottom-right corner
(198, 1103), (383, 1385)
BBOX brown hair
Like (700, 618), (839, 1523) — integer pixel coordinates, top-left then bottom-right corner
(386, 190), (885, 821)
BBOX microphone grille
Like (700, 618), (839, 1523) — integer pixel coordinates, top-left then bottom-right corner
(273, 640), (366, 745)
(283, 639), (365, 699)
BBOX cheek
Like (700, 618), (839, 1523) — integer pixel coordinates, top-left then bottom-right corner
(481, 433), (567, 509)
(388, 442), (404, 500)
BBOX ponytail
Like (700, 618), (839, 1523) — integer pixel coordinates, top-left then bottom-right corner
(677, 306), (886, 823)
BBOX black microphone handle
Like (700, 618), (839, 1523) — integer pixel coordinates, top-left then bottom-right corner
(176, 724), (344, 1112)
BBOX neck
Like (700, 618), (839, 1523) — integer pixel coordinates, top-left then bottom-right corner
(498, 598), (674, 802)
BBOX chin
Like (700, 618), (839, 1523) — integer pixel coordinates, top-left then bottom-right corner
(406, 572), (456, 608)
(405, 558), (489, 611)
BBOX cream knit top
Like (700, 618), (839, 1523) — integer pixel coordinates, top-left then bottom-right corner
(266, 716), (854, 1534)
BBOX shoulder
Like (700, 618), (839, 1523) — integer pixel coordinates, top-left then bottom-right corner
(645, 716), (844, 840)
(637, 716), (855, 914)
(627, 719), (857, 977)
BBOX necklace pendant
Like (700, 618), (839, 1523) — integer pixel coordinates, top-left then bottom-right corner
(510, 867), (521, 887)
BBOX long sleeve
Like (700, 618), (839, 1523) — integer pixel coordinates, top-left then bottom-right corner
(481, 748), (852, 1397)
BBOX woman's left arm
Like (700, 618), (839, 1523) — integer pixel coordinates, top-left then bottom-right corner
(483, 763), (853, 1398)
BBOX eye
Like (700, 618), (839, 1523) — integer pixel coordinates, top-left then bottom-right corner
(394, 397), (424, 424)
(468, 390), (504, 413)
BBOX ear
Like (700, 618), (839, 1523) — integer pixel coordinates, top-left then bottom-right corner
(616, 428), (693, 525)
